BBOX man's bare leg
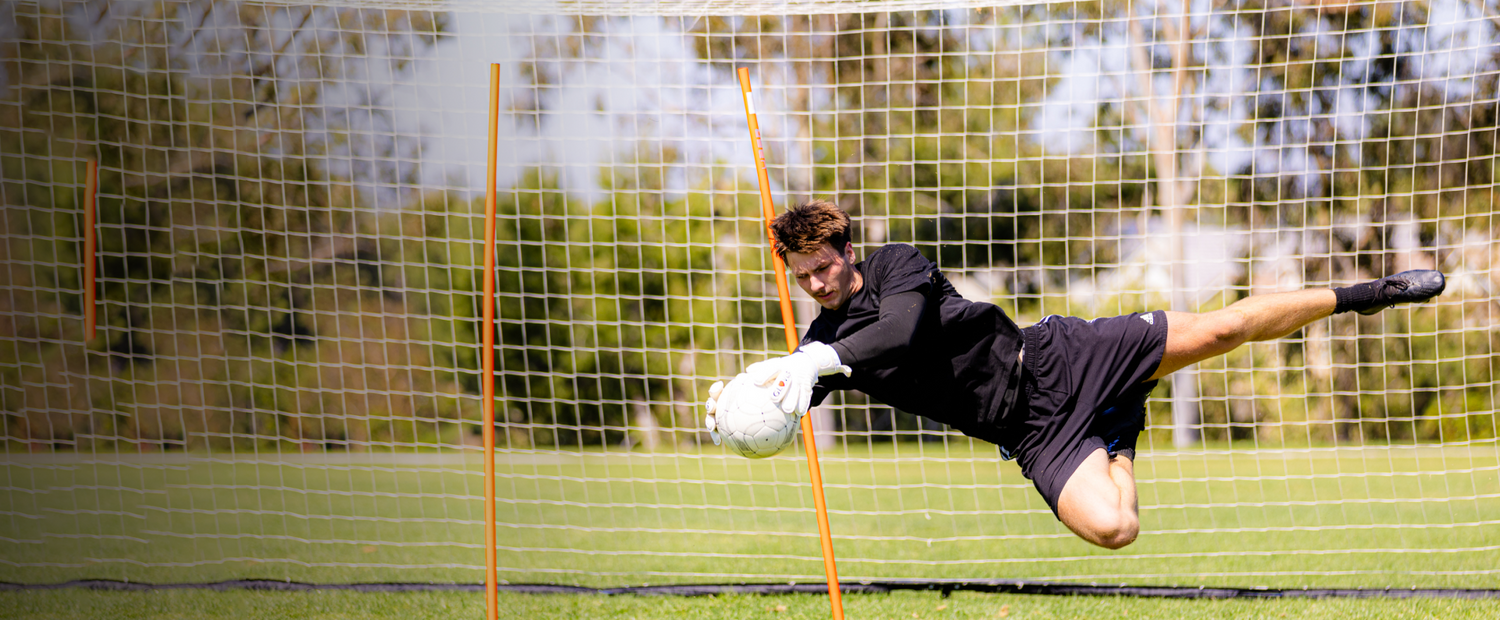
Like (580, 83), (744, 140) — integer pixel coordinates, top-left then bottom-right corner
(1054, 290), (1333, 550)
(1057, 449), (1138, 549)
(1053, 271), (1443, 549)
(1151, 268), (1446, 381)
(1149, 289), (1336, 381)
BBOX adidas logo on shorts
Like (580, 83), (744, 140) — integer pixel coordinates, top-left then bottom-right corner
(1140, 313), (1154, 325)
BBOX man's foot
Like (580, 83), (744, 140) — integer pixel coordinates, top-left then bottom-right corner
(1334, 270), (1446, 315)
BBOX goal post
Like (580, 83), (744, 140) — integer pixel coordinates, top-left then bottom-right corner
(738, 66), (845, 618)
(0, 0), (1496, 593)
(482, 61), (501, 620)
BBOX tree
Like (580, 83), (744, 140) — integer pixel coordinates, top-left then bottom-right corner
(0, 1), (451, 450)
(1031, 0), (1498, 444)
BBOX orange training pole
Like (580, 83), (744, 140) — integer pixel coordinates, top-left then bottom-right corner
(482, 63), (501, 620)
(737, 67), (845, 620)
(83, 159), (98, 342)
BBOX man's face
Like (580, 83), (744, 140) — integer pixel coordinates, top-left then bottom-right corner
(786, 242), (862, 310)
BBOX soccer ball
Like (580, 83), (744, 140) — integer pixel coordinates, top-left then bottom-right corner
(716, 381), (799, 459)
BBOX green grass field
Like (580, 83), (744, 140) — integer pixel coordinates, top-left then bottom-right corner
(3, 590), (1500, 619)
(3, 443), (1498, 617)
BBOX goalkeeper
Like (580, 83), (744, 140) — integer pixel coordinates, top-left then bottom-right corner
(708, 199), (1445, 549)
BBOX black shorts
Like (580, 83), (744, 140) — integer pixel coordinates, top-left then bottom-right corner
(1013, 310), (1168, 517)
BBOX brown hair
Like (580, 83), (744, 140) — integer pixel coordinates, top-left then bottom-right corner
(770, 199), (851, 258)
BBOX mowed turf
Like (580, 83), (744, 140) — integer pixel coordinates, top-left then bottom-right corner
(2, 443), (1497, 589)
(3, 590), (1500, 620)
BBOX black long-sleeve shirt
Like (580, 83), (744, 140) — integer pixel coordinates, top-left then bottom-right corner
(799, 244), (1025, 448)
(827, 290), (925, 367)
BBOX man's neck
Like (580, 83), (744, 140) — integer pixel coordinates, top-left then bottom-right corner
(829, 264), (864, 313)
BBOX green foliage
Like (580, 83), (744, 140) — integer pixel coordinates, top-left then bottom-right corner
(2, 5), (1494, 450)
(682, 8), (1498, 446)
(1167, 301), (1495, 447)
(0, 1), (452, 451)
(492, 169), (763, 447)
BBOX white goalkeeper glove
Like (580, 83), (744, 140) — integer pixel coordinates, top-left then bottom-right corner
(703, 380), (725, 445)
(744, 341), (851, 416)
(703, 376), (751, 445)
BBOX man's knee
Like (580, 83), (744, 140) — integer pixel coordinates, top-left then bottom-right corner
(1092, 510), (1140, 549)
(1066, 506), (1139, 549)
(1056, 457), (1141, 549)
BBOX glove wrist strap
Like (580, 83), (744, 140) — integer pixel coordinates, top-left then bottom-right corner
(803, 341), (851, 377)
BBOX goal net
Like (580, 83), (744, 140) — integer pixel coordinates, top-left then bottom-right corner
(1, 0), (1496, 589)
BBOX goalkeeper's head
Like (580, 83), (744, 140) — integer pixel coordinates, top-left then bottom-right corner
(772, 200), (862, 310)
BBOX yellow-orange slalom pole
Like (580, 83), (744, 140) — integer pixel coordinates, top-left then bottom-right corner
(481, 63), (501, 620)
(83, 159), (98, 342)
(737, 67), (845, 620)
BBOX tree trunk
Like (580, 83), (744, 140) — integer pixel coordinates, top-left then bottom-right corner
(1133, 8), (1200, 447)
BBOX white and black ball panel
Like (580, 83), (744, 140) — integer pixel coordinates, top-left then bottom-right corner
(716, 380), (798, 459)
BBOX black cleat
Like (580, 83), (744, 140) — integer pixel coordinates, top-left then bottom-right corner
(1345, 270), (1447, 315)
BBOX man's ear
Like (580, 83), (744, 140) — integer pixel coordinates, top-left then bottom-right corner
(842, 241), (856, 263)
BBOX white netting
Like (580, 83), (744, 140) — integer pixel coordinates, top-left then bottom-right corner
(1, 0), (1496, 588)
